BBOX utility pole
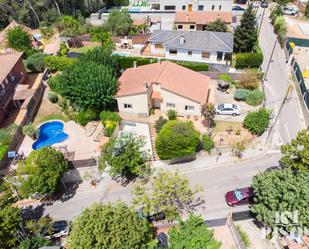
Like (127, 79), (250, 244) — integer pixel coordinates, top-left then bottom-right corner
(262, 39), (277, 106)
(265, 83), (294, 145)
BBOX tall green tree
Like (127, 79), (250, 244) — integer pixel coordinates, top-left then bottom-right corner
(234, 5), (258, 53)
(68, 202), (156, 249)
(17, 147), (69, 198)
(90, 26), (113, 47)
(104, 9), (133, 36)
(100, 133), (151, 181)
(169, 214), (221, 249)
(132, 170), (203, 221)
(280, 129), (309, 172)
(205, 18), (228, 32)
(55, 60), (118, 110)
(251, 169), (309, 231)
(6, 26), (31, 52)
(155, 120), (200, 160)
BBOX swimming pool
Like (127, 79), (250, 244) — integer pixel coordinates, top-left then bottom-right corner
(112, 52), (129, 57)
(32, 121), (69, 150)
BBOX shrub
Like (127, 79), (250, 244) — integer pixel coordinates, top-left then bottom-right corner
(76, 109), (98, 126)
(100, 111), (122, 123)
(48, 92), (58, 103)
(234, 89), (250, 101)
(173, 60), (209, 71)
(155, 116), (167, 132)
(167, 109), (177, 120)
(25, 53), (46, 72)
(219, 73), (234, 84)
(22, 123), (39, 139)
(0, 145), (8, 161)
(273, 16), (287, 46)
(47, 76), (61, 92)
(201, 135), (215, 153)
(246, 90), (264, 106)
(44, 56), (75, 72)
(238, 69), (260, 90)
(235, 53), (263, 69)
(155, 120), (200, 160)
(58, 42), (69, 57)
(103, 120), (118, 137)
(243, 108), (270, 135)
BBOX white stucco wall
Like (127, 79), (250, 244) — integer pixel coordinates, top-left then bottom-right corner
(150, 43), (165, 55)
(165, 48), (224, 64)
(157, 0), (232, 11)
(160, 89), (202, 116)
(116, 93), (150, 116)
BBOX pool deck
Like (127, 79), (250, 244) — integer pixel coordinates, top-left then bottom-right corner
(17, 120), (100, 161)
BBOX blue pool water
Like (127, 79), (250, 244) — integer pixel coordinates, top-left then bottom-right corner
(32, 121), (69, 150)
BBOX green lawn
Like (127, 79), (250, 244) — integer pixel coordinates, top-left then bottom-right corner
(70, 46), (97, 53)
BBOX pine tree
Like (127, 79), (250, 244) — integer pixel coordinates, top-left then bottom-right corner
(234, 5), (258, 53)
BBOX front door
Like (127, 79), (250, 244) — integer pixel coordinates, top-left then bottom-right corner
(154, 99), (161, 108)
(188, 4), (192, 12)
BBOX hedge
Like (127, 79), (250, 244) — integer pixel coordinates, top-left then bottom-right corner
(115, 56), (209, 71)
(235, 53), (263, 69)
(44, 56), (75, 72)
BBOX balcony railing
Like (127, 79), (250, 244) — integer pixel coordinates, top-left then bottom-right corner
(0, 75), (22, 109)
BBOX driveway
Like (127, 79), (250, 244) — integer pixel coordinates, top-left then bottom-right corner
(211, 81), (260, 122)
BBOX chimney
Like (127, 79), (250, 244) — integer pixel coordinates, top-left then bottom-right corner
(144, 81), (148, 89)
(180, 36), (185, 45)
(133, 61), (137, 68)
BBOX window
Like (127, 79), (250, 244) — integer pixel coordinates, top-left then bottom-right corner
(202, 52), (210, 59)
(124, 103), (133, 109)
(166, 102), (175, 109)
(182, 5), (186, 10)
(164, 5), (176, 10)
(177, 25), (183, 30)
(198, 5), (204, 10)
(217, 52), (223, 61)
(219, 5), (222, 10)
(211, 5), (215, 10)
(155, 43), (164, 49)
(169, 49), (177, 55)
(188, 51), (193, 56)
(189, 25), (195, 30)
(185, 105), (194, 111)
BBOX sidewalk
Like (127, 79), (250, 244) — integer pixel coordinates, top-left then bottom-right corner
(152, 133), (275, 173)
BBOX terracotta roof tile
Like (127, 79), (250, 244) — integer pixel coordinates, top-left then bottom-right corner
(117, 61), (210, 103)
(175, 11), (232, 25)
(0, 52), (23, 83)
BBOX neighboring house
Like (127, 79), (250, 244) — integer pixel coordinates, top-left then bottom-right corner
(148, 0), (233, 12)
(116, 61), (212, 117)
(0, 52), (28, 122)
(149, 30), (233, 64)
(174, 11), (232, 31)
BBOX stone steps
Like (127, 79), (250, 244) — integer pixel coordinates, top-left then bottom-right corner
(149, 123), (159, 161)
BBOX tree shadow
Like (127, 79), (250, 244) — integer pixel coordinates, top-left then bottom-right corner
(21, 204), (45, 221)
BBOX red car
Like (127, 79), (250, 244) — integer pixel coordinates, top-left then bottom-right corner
(225, 187), (254, 206)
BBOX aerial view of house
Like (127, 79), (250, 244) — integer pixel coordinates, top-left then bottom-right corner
(174, 11), (232, 31)
(149, 30), (233, 64)
(116, 61), (211, 117)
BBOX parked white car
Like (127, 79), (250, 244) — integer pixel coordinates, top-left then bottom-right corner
(215, 104), (241, 116)
(283, 5), (299, 15)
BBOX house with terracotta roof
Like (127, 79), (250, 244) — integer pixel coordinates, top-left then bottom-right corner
(0, 52), (28, 122)
(149, 30), (233, 64)
(116, 61), (212, 117)
(174, 11), (232, 31)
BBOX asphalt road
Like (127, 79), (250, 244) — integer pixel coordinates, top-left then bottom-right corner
(258, 7), (306, 148)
